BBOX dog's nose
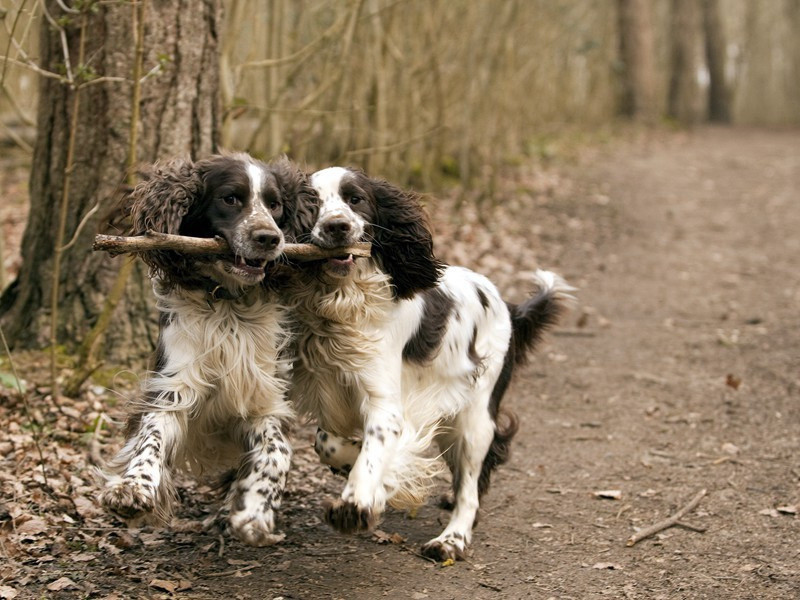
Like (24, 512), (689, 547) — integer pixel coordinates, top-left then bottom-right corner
(323, 219), (351, 237)
(252, 229), (282, 249)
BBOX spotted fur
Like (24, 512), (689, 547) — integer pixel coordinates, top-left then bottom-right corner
(287, 166), (574, 561)
(100, 153), (316, 546)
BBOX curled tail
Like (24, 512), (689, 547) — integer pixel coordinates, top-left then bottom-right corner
(509, 269), (575, 366)
(479, 269), (574, 498)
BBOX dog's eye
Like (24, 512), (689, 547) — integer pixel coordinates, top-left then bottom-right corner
(268, 200), (281, 212)
(348, 195), (362, 206)
(222, 195), (239, 206)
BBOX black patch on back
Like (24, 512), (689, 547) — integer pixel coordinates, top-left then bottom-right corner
(467, 324), (483, 367)
(476, 286), (490, 311)
(402, 288), (455, 365)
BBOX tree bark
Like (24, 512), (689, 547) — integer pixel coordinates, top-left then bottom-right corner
(616, 0), (657, 122)
(702, 0), (730, 122)
(668, 0), (703, 124)
(0, 0), (221, 362)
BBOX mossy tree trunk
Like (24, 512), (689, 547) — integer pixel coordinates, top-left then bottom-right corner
(0, 0), (221, 365)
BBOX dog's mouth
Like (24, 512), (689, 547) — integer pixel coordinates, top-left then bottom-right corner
(323, 253), (355, 277)
(225, 255), (270, 281)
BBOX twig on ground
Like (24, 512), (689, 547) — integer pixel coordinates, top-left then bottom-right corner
(93, 232), (372, 262)
(626, 488), (707, 546)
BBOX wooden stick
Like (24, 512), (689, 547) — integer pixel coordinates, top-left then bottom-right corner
(93, 231), (372, 262)
(626, 488), (707, 547)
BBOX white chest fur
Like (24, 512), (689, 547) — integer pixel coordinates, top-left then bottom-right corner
(143, 287), (292, 424)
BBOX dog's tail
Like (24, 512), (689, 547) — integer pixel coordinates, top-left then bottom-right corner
(508, 269), (575, 366)
(478, 269), (574, 498)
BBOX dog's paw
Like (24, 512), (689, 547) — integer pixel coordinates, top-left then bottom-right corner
(421, 535), (468, 562)
(100, 480), (154, 519)
(228, 506), (285, 547)
(323, 498), (377, 533)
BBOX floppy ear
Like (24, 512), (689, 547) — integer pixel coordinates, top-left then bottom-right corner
(127, 158), (205, 284)
(271, 157), (318, 242)
(129, 158), (202, 236)
(371, 179), (444, 299)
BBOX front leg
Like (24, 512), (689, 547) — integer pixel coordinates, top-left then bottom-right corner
(225, 416), (292, 546)
(101, 411), (180, 521)
(325, 407), (403, 533)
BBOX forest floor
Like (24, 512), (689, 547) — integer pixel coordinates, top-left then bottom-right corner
(1, 126), (799, 599)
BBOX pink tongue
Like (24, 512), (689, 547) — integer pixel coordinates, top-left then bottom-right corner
(329, 255), (353, 266)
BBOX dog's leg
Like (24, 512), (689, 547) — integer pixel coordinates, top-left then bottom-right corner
(314, 427), (361, 476)
(101, 411), (180, 521)
(225, 415), (292, 546)
(422, 402), (495, 561)
(324, 397), (403, 533)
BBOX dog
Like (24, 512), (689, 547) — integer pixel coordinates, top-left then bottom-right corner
(100, 153), (316, 546)
(285, 166), (573, 560)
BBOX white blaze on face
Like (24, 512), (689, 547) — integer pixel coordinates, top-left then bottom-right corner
(245, 161), (273, 223)
(310, 167), (366, 242)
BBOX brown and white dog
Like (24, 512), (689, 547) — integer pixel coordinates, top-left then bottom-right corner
(286, 167), (573, 560)
(100, 154), (316, 546)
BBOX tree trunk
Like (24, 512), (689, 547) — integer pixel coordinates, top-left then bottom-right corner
(616, 0), (657, 122)
(702, 0), (730, 122)
(0, 0), (221, 363)
(668, 0), (703, 124)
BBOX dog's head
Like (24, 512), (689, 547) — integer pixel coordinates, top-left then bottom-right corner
(308, 167), (443, 299)
(129, 153), (316, 290)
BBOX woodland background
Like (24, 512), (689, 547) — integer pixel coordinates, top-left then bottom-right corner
(0, 2), (799, 599)
(0, 0), (799, 386)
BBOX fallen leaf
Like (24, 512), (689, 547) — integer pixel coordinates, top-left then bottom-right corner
(776, 505), (797, 515)
(725, 374), (741, 390)
(592, 562), (623, 570)
(412, 593), (429, 599)
(148, 579), (177, 593)
(47, 577), (76, 592)
(594, 490), (622, 500)
(440, 558), (455, 567)
(758, 508), (779, 518)
(532, 522), (553, 528)
(720, 442), (739, 455)
(0, 586), (18, 599)
(372, 529), (406, 544)
(69, 552), (96, 562)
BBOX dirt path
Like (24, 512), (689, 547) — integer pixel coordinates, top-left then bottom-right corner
(5, 127), (798, 599)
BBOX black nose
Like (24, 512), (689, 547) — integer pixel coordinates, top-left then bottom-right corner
(323, 219), (352, 237)
(252, 229), (282, 249)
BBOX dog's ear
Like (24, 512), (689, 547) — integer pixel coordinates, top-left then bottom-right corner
(371, 179), (444, 299)
(129, 158), (203, 236)
(127, 158), (205, 283)
(271, 157), (318, 242)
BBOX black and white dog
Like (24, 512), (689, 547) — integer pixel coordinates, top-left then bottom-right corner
(286, 167), (573, 560)
(100, 153), (315, 546)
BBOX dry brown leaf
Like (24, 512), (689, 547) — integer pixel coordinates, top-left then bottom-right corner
(46, 577), (76, 592)
(148, 579), (177, 593)
(725, 374), (741, 390)
(0, 586), (18, 599)
(592, 562), (623, 570)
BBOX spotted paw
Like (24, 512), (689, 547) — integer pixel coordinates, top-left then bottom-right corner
(228, 506), (285, 547)
(421, 537), (468, 562)
(323, 498), (376, 533)
(101, 480), (154, 519)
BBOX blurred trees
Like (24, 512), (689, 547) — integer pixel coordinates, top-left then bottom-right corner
(0, 0), (799, 377)
(617, 0), (657, 122)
